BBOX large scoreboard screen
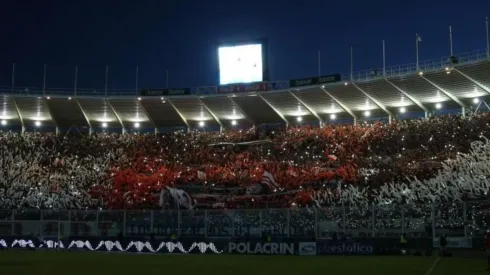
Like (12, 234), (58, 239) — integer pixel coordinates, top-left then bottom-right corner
(217, 39), (268, 85)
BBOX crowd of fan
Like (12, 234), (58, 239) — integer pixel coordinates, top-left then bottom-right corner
(1, 111), (490, 210)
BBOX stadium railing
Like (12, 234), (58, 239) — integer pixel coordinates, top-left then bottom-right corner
(0, 201), (485, 240)
(0, 49), (487, 98)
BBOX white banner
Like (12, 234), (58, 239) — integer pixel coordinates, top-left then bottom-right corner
(299, 242), (316, 256)
(433, 237), (472, 248)
(0, 239), (222, 253)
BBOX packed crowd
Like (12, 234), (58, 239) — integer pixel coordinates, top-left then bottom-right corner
(1, 112), (490, 210)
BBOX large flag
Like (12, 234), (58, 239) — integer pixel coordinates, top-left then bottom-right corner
(159, 189), (166, 206)
(197, 170), (207, 180)
(360, 127), (374, 140)
(159, 187), (194, 209)
(332, 181), (342, 197)
(328, 154), (337, 161)
(310, 195), (322, 208)
(261, 171), (279, 190)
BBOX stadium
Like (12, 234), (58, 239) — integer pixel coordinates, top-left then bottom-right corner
(2, 20), (490, 275)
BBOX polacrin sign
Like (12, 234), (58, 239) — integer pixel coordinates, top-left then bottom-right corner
(228, 242), (295, 255)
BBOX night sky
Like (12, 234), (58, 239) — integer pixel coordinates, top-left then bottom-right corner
(1, 0), (489, 92)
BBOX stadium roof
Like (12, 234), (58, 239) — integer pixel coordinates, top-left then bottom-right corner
(1, 55), (490, 133)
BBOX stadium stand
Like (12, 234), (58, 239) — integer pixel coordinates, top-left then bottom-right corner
(0, 109), (489, 210)
(1, 57), (490, 211)
(0, 52), (490, 242)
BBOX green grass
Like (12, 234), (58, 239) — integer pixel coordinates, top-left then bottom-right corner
(0, 251), (487, 275)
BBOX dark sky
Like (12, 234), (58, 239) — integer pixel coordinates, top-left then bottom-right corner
(1, 0), (489, 92)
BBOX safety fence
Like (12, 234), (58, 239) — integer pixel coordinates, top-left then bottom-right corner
(0, 201), (488, 240)
(1, 48), (488, 98)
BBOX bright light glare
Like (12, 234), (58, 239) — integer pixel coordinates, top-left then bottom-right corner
(231, 120), (237, 126)
(399, 107), (406, 113)
(218, 44), (263, 85)
(134, 122), (140, 128)
(199, 121), (205, 127)
(1, 120), (6, 126)
(364, 111), (371, 117)
(435, 103), (442, 109)
(473, 98), (480, 104)
(35, 121), (41, 127)
(296, 116), (302, 122)
(330, 114), (336, 120)
(102, 122), (107, 128)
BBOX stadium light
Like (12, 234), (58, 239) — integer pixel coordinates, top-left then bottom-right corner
(231, 120), (237, 126)
(68, 97), (72, 100)
(418, 71), (424, 76)
(35, 121), (41, 127)
(364, 111), (371, 117)
(435, 103), (442, 109)
(473, 98), (480, 104)
(134, 122), (140, 128)
(296, 116), (302, 122)
(199, 121), (205, 127)
(330, 114), (336, 120)
(138, 97), (141, 101)
(399, 107), (406, 113)
(1, 120), (6, 126)
(344, 82), (348, 86)
(102, 122), (107, 128)
(46, 96), (50, 100)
